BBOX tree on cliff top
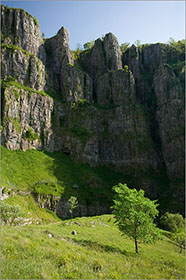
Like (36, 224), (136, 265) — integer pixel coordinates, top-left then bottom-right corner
(83, 40), (95, 50)
(112, 183), (161, 253)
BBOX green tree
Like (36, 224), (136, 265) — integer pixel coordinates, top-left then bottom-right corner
(160, 212), (184, 233)
(83, 40), (95, 50)
(168, 37), (186, 53)
(72, 43), (83, 60)
(68, 196), (78, 217)
(120, 42), (130, 53)
(112, 183), (161, 253)
(134, 40), (142, 48)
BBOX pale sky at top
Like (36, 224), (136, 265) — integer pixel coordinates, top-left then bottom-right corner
(2, 1), (185, 50)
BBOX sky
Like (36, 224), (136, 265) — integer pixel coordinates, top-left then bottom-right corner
(2, 1), (185, 50)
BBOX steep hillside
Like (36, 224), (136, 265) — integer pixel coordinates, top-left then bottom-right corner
(1, 5), (185, 214)
(1, 145), (129, 219)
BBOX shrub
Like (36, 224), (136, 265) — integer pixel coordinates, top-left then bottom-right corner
(1, 203), (24, 225)
(120, 42), (130, 53)
(83, 40), (95, 50)
(170, 231), (185, 253)
(168, 37), (186, 53)
(160, 212), (185, 233)
(124, 65), (129, 72)
(24, 128), (41, 142)
(68, 196), (78, 216)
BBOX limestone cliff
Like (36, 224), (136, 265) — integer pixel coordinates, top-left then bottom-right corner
(1, 5), (185, 213)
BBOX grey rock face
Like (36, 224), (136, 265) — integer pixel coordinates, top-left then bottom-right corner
(45, 26), (93, 103)
(56, 197), (111, 219)
(45, 27), (73, 75)
(79, 38), (106, 81)
(103, 33), (122, 71)
(1, 46), (46, 91)
(60, 64), (93, 103)
(1, 5), (46, 62)
(153, 64), (184, 179)
(1, 86), (54, 151)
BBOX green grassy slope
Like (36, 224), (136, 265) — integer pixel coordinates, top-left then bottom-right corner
(1, 145), (129, 223)
(1, 148), (185, 279)
(1, 145), (128, 202)
(1, 215), (185, 279)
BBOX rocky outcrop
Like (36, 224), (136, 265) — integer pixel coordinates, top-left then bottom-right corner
(1, 5), (46, 62)
(45, 26), (93, 103)
(154, 64), (184, 179)
(1, 86), (53, 151)
(1, 5), (184, 213)
(79, 33), (122, 102)
(103, 33), (122, 71)
(1, 45), (46, 91)
(56, 197), (111, 219)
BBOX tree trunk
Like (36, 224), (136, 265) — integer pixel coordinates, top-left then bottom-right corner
(135, 237), (138, 254)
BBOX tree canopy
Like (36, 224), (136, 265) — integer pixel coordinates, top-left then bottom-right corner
(160, 212), (185, 233)
(120, 42), (130, 53)
(83, 40), (95, 50)
(112, 183), (161, 253)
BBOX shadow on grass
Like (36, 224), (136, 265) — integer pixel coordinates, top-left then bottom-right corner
(41, 150), (130, 208)
(71, 238), (136, 257)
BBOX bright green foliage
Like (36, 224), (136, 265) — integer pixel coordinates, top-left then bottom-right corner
(68, 196), (78, 215)
(170, 231), (185, 253)
(72, 43), (83, 60)
(2, 78), (49, 97)
(160, 212), (185, 233)
(112, 183), (161, 253)
(168, 37), (186, 53)
(1, 203), (24, 225)
(123, 65), (129, 72)
(83, 40), (95, 50)
(120, 42), (130, 53)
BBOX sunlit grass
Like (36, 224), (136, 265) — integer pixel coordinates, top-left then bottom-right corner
(1, 215), (185, 279)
